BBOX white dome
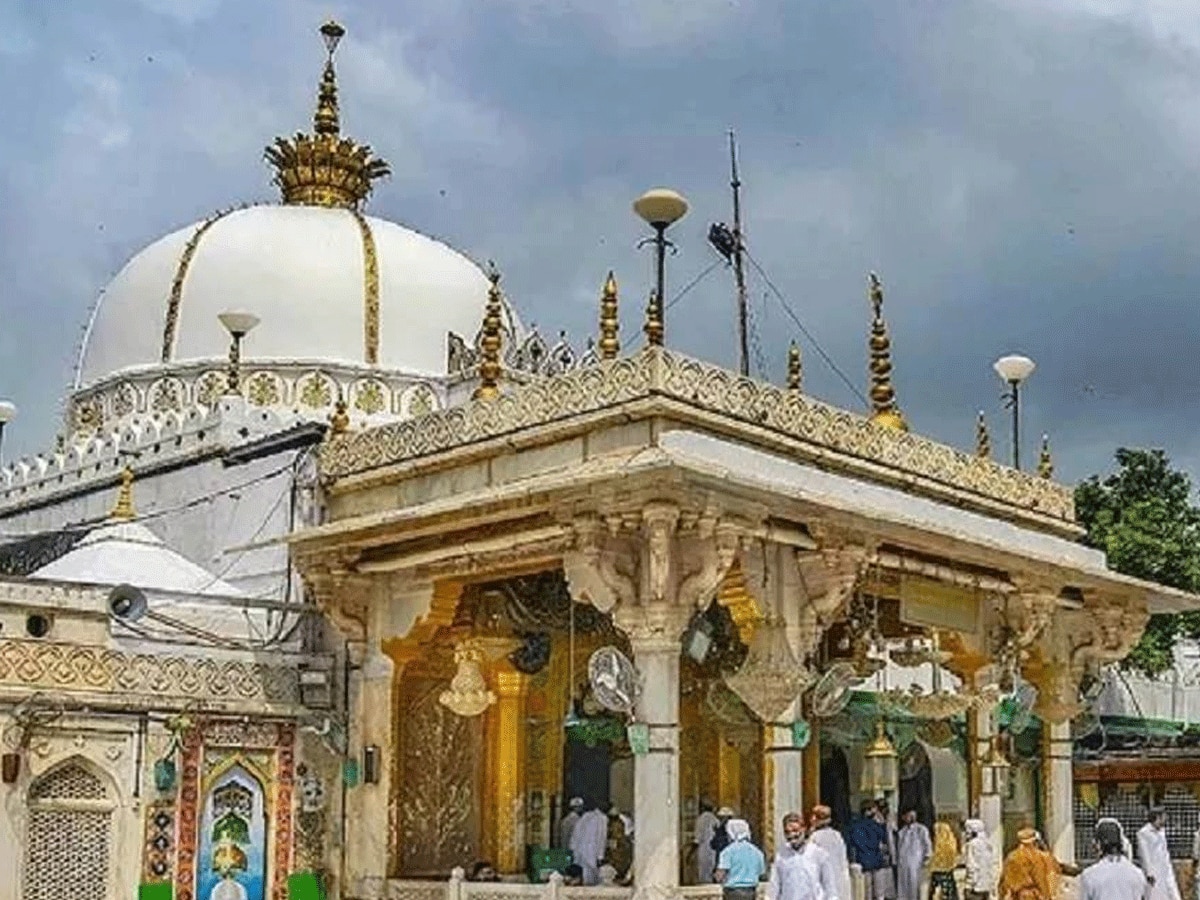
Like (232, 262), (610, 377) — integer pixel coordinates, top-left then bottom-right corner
(77, 205), (497, 387)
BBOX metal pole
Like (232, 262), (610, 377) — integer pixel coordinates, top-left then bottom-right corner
(1011, 381), (1021, 470)
(729, 132), (750, 377)
(654, 225), (667, 330)
(0, 423), (5, 466)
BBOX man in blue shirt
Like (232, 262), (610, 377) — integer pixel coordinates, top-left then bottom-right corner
(849, 800), (890, 900)
(716, 818), (767, 900)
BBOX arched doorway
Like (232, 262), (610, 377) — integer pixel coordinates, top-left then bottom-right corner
(820, 745), (852, 831)
(23, 758), (116, 900)
(898, 742), (934, 829)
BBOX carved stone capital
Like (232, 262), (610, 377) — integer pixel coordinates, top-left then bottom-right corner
(1025, 594), (1150, 723)
(563, 503), (743, 623)
(616, 603), (695, 652)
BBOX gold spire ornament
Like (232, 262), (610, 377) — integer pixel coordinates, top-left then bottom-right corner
(111, 466), (136, 521)
(328, 399), (350, 437)
(867, 273), (907, 431)
(264, 21), (391, 209)
(474, 264), (504, 400)
(786, 341), (803, 391)
(643, 290), (664, 347)
(1037, 434), (1054, 479)
(599, 272), (620, 360)
(975, 411), (991, 459)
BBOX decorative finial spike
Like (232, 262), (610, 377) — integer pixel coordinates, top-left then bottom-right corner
(328, 399), (350, 437)
(866, 272), (907, 431)
(975, 411), (991, 459)
(1038, 434), (1054, 479)
(643, 289), (664, 347)
(599, 271), (620, 360)
(110, 465), (136, 521)
(474, 264), (505, 400)
(786, 341), (803, 391)
(263, 19), (391, 209)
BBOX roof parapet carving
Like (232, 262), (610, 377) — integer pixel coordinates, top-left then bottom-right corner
(323, 346), (1076, 526)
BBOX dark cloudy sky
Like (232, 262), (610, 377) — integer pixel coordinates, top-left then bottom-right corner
(2, 0), (1199, 488)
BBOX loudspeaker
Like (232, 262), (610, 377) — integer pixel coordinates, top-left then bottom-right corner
(108, 584), (149, 622)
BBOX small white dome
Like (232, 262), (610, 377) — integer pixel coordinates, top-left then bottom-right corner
(77, 205), (499, 387)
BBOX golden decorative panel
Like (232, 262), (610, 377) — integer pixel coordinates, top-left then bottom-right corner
(321, 347), (1075, 526)
(398, 678), (482, 876)
(349, 209), (381, 365)
(161, 209), (235, 363)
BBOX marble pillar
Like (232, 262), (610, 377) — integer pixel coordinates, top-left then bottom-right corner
(764, 725), (803, 856)
(1043, 721), (1075, 864)
(973, 711), (1003, 865)
(630, 631), (683, 891)
(345, 644), (395, 899)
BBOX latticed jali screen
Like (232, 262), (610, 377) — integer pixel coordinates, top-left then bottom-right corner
(23, 763), (114, 900)
(1074, 782), (1200, 862)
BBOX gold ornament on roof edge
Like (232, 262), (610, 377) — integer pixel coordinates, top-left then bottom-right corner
(1038, 434), (1054, 479)
(110, 466), (136, 521)
(599, 272), (620, 360)
(263, 21), (391, 210)
(786, 341), (803, 391)
(975, 411), (991, 459)
(473, 264), (505, 401)
(867, 273), (907, 431)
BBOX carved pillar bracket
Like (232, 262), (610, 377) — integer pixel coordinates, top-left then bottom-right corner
(564, 503), (744, 618)
(301, 555), (372, 641)
(1025, 591), (1150, 723)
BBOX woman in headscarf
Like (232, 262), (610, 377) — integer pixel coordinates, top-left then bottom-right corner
(929, 822), (961, 900)
(1000, 828), (1059, 900)
(963, 820), (997, 900)
(716, 818), (767, 900)
(1096, 819), (1133, 863)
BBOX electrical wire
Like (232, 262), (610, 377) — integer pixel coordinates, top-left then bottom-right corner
(743, 250), (870, 407)
(617, 258), (724, 348)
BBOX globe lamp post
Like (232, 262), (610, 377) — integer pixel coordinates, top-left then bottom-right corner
(218, 311), (261, 395)
(992, 354), (1036, 470)
(633, 188), (689, 341)
(0, 401), (16, 466)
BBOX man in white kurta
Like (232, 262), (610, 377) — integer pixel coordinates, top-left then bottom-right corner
(1138, 810), (1181, 900)
(963, 819), (997, 900)
(768, 813), (836, 900)
(571, 805), (610, 886)
(897, 810), (932, 900)
(810, 805), (853, 900)
(559, 797), (584, 849)
(1082, 821), (1147, 900)
(697, 802), (722, 884)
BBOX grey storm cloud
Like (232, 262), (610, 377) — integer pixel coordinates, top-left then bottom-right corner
(2, 0), (1200, 488)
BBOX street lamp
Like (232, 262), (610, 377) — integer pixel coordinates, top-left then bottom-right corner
(633, 188), (689, 344)
(218, 311), (260, 395)
(0, 400), (16, 465)
(992, 354), (1036, 470)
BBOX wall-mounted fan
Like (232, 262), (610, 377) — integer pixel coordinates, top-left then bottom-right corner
(811, 662), (860, 718)
(588, 647), (641, 718)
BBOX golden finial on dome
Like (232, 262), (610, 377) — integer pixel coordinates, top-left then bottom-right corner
(1037, 434), (1054, 479)
(474, 263), (504, 401)
(975, 411), (991, 459)
(786, 340), (803, 391)
(263, 21), (391, 209)
(598, 271), (620, 360)
(867, 273), (907, 431)
(643, 289), (664, 348)
(110, 465), (136, 521)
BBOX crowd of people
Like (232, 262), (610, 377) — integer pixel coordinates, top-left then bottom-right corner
(463, 796), (1197, 900)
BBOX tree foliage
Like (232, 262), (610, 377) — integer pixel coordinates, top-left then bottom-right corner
(1075, 448), (1200, 676)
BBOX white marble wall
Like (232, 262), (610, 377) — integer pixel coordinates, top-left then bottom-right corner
(1097, 641), (1200, 723)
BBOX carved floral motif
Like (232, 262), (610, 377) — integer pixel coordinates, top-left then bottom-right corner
(324, 347), (1075, 525)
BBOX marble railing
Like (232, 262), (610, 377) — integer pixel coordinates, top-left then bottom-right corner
(375, 865), (868, 900)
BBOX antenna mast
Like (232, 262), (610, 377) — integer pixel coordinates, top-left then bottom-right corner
(729, 131), (750, 376)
